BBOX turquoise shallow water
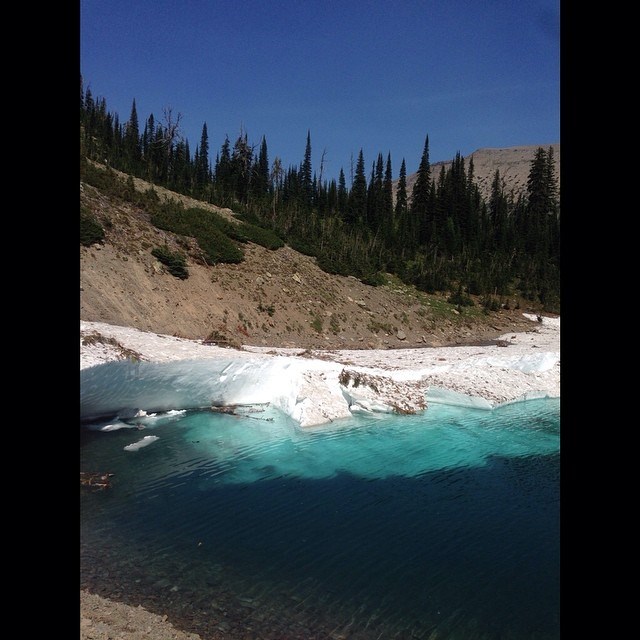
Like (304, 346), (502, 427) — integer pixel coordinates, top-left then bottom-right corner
(80, 398), (560, 639)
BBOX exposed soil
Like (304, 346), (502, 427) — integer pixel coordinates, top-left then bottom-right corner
(80, 174), (543, 354)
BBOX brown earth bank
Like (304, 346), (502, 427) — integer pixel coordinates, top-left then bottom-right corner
(80, 173), (549, 354)
(80, 168), (557, 639)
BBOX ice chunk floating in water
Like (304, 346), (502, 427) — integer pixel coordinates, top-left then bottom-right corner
(123, 435), (159, 451)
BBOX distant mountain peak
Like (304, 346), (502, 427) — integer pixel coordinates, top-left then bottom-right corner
(401, 143), (560, 202)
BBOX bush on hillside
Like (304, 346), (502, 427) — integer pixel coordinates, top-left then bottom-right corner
(288, 236), (318, 257)
(237, 223), (285, 250)
(151, 245), (189, 279)
(151, 203), (245, 265)
(80, 209), (105, 246)
(481, 295), (500, 312)
(195, 226), (244, 264)
(447, 288), (475, 307)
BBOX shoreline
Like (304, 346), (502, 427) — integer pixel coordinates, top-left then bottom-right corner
(81, 313), (559, 427)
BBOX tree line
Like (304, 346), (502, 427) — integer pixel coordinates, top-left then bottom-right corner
(80, 77), (559, 311)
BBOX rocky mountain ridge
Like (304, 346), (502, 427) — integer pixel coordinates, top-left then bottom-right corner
(402, 143), (560, 202)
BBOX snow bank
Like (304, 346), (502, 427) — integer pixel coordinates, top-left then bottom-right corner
(80, 314), (559, 426)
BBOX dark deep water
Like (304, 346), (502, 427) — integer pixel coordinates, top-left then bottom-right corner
(80, 398), (560, 639)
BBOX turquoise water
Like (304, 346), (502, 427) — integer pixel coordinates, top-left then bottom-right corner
(80, 398), (560, 639)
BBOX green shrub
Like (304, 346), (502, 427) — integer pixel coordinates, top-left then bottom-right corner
(80, 210), (105, 246)
(238, 223), (285, 250)
(481, 295), (500, 312)
(447, 289), (475, 307)
(151, 246), (189, 279)
(80, 159), (119, 193)
(195, 227), (244, 264)
(258, 302), (276, 317)
(288, 236), (319, 257)
(361, 271), (385, 287)
(151, 203), (244, 265)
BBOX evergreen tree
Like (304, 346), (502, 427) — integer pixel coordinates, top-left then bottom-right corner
(231, 130), (253, 204)
(366, 154), (384, 231)
(326, 178), (338, 216)
(348, 150), (367, 225)
(124, 99), (141, 172)
(409, 135), (431, 248)
(251, 135), (270, 202)
(82, 86), (94, 154)
(112, 113), (123, 165)
(337, 168), (348, 216)
(195, 122), (210, 192)
(152, 123), (169, 184)
(525, 147), (550, 254)
(382, 153), (394, 244)
(545, 146), (559, 215)
(315, 172), (328, 217)
(170, 140), (188, 191)
(489, 169), (509, 253)
(526, 147), (548, 214)
(142, 114), (155, 179)
(80, 75), (86, 131)
(215, 136), (232, 204)
(300, 130), (313, 210)
(394, 158), (408, 233)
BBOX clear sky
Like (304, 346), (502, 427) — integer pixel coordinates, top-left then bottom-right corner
(80, 0), (559, 184)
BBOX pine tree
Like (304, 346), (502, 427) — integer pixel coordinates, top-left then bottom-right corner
(394, 158), (408, 225)
(251, 135), (270, 202)
(337, 168), (348, 217)
(545, 146), (559, 216)
(170, 140), (188, 192)
(231, 130), (253, 204)
(526, 147), (548, 214)
(326, 178), (338, 216)
(80, 75), (85, 120)
(366, 154), (384, 231)
(525, 147), (550, 255)
(298, 130), (313, 210)
(124, 99), (141, 172)
(215, 136), (232, 204)
(195, 122), (210, 192)
(382, 153), (394, 244)
(410, 135), (431, 248)
(142, 114), (155, 179)
(348, 150), (367, 225)
(489, 169), (509, 253)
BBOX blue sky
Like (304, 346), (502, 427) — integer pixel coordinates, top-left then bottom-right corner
(80, 0), (559, 184)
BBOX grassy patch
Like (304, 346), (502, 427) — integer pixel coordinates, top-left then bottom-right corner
(367, 319), (394, 334)
(310, 315), (323, 333)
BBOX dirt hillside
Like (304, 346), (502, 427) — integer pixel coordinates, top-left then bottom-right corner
(80, 171), (542, 351)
